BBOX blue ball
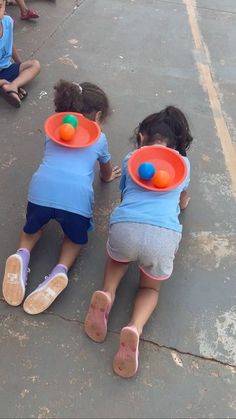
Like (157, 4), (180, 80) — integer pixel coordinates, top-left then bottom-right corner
(138, 162), (155, 180)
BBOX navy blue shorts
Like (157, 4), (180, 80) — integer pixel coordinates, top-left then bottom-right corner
(23, 202), (90, 245)
(0, 63), (21, 82)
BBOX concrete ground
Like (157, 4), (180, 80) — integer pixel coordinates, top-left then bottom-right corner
(0, 0), (236, 417)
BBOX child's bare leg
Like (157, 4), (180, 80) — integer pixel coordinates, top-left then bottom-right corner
(128, 271), (161, 335)
(3, 60), (40, 95)
(103, 257), (129, 303)
(57, 235), (81, 270)
(14, 0), (28, 15)
(21, 60), (40, 84)
(84, 257), (129, 342)
(18, 60), (41, 86)
(2, 230), (42, 306)
(19, 230), (42, 251)
(113, 271), (161, 378)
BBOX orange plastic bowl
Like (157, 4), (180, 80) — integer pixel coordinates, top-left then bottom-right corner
(128, 145), (187, 192)
(44, 112), (101, 148)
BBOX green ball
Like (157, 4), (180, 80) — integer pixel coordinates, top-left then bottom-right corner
(62, 114), (78, 128)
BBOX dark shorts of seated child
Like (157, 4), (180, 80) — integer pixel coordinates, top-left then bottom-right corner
(0, 63), (21, 82)
(24, 202), (90, 245)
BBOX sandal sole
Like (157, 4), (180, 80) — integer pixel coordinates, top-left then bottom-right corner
(18, 88), (28, 100)
(0, 89), (21, 108)
(2, 255), (25, 306)
(84, 291), (111, 342)
(113, 327), (139, 378)
(23, 274), (68, 315)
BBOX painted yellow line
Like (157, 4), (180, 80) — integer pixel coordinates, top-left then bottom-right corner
(183, 0), (236, 197)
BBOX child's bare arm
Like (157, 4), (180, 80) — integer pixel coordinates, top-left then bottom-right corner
(12, 44), (21, 64)
(99, 161), (121, 183)
(180, 190), (191, 210)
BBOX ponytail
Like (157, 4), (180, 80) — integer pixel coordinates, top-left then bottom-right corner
(162, 106), (193, 156)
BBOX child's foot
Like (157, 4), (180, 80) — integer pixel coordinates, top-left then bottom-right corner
(18, 87), (28, 100)
(2, 249), (30, 306)
(0, 83), (21, 108)
(113, 325), (139, 378)
(84, 291), (112, 342)
(23, 264), (68, 315)
(20, 9), (39, 20)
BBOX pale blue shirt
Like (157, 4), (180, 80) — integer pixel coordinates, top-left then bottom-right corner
(28, 133), (111, 219)
(0, 16), (13, 69)
(110, 151), (190, 233)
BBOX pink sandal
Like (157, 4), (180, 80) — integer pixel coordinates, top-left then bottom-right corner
(113, 325), (139, 378)
(20, 9), (39, 20)
(84, 291), (111, 343)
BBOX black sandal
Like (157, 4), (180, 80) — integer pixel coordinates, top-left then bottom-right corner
(0, 88), (21, 108)
(18, 87), (28, 100)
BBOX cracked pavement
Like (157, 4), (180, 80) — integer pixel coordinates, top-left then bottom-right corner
(0, 0), (236, 418)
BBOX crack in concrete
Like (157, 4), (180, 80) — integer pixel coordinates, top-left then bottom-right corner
(30, 0), (87, 57)
(143, 337), (236, 370)
(1, 299), (235, 369)
(46, 311), (236, 370)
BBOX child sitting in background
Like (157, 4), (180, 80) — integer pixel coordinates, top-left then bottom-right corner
(0, 0), (40, 107)
(85, 106), (193, 378)
(2, 79), (120, 314)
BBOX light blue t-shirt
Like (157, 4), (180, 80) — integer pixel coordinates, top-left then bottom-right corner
(110, 151), (190, 233)
(28, 133), (111, 219)
(0, 16), (13, 69)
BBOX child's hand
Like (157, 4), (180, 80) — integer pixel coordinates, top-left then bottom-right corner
(103, 165), (121, 182)
(99, 161), (121, 182)
(180, 192), (191, 210)
(180, 190), (190, 210)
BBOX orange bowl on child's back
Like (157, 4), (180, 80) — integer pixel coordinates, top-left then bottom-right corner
(128, 145), (187, 192)
(44, 112), (101, 148)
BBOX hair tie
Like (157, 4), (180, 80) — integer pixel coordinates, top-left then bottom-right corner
(72, 82), (83, 93)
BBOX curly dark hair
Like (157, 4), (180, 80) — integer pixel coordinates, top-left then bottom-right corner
(133, 106), (193, 156)
(53, 80), (111, 123)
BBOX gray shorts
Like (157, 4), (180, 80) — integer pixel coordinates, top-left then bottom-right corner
(107, 222), (182, 280)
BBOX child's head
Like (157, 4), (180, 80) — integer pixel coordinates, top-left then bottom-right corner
(0, 0), (6, 20)
(53, 80), (111, 125)
(135, 106), (193, 156)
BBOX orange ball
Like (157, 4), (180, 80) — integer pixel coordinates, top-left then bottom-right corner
(153, 170), (171, 188)
(59, 123), (75, 141)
